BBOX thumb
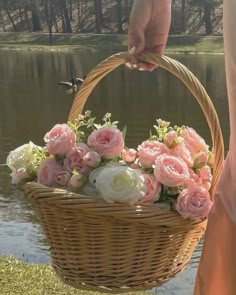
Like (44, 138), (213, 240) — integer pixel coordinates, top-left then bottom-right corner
(128, 24), (145, 55)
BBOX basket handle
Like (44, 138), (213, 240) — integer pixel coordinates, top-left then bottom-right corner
(68, 52), (224, 198)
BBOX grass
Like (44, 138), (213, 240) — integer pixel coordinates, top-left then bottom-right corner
(0, 32), (224, 53)
(0, 256), (151, 295)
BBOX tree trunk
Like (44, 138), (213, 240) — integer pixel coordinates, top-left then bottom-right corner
(59, 0), (72, 33)
(116, 0), (123, 33)
(44, 0), (53, 43)
(69, 0), (73, 21)
(24, 6), (31, 31)
(181, 0), (186, 33)
(94, 0), (103, 33)
(19, 7), (23, 24)
(204, 3), (213, 35)
(31, 1), (41, 31)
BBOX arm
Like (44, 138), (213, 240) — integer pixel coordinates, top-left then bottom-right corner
(128, 0), (172, 71)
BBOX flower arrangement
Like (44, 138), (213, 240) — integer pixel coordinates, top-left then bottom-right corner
(6, 111), (214, 220)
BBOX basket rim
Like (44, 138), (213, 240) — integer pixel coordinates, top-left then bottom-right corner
(24, 181), (208, 229)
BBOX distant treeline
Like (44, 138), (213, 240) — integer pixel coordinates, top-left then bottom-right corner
(0, 0), (222, 36)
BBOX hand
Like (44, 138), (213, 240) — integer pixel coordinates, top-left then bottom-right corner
(128, 0), (172, 71)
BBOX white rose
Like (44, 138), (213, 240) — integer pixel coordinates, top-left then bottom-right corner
(95, 166), (146, 205)
(6, 141), (41, 172)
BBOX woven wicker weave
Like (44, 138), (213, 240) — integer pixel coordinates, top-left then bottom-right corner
(24, 52), (224, 293)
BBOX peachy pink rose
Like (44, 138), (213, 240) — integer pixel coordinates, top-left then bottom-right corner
(154, 154), (190, 187)
(68, 174), (87, 189)
(64, 143), (89, 173)
(37, 158), (62, 187)
(55, 171), (71, 186)
(185, 168), (201, 188)
(138, 140), (167, 168)
(136, 174), (161, 206)
(164, 131), (178, 148)
(44, 124), (76, 156)
(83, 151), (101, 168)
(168, 141), (193, 167)
(194, 151), (208, 168)
(121, 148), (137, 163)
(87, 127), (124, 159)
(15, 168), (30, 180)
(176, 186), (213, 219)
(181, 127), (209, 155)
(197, 165), (212, 182)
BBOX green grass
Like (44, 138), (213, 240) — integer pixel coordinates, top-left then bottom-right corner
(0, 256), (151, 295)
(0, 32), (224, 53)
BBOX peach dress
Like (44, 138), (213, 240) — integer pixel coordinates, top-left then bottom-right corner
(194, 1), (236, 294)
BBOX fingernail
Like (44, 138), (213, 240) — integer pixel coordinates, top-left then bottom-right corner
(125, 62), (132, 68)
(138, 68), (145, 71)
(132, 64), (138, 68)
(128, 47), (136, 55)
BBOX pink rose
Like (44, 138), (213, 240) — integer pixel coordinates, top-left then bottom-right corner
(15, 168), (30, 180)
(68, 174), (87, 189)
(197, 165), (212, 181)
(87, 127), (124, 159)
(168, 141), (193, 167)
(44, 124), (76, 156)
(185, 169), (200, 188)
(121, 148), (137, 163)
(202, 180), (211, 191)
(176, 186), (213, 219)
(136, 174), (161, 206)
(197, 166), (212, 191)
(64, 143), (89, 172)
(55, 171), (71, 186)
(138, 140), (167, 168)
(83, 151), (101, 168)
(194, 151), (208, 168)
(164, 131), (178, 148)
(154, 154), (190, 187)
(37, 158), (62, 187)
(181, 127), (209, 155)
(128, 162), (140, 169)
(73, 143), (90, 156)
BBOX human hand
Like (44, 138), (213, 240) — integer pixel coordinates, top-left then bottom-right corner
(127, 0), (172, 71)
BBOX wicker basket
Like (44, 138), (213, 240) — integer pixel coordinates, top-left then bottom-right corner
(24, 52), (224, 293)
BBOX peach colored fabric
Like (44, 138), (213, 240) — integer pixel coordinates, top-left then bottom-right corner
(194, 0), (236, 294)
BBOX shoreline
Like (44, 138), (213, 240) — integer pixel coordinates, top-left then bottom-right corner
(0, 32), (224, 54)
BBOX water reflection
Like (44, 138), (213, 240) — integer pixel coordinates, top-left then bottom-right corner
(0, 50), (228, 292)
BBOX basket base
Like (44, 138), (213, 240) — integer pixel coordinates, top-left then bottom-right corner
(53, 261), (189, 294)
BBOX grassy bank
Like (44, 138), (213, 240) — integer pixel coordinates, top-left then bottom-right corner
(0, 256), (150, 295)
(0, 32), (224, 53)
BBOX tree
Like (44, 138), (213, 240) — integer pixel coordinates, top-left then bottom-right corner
(188, 0), (220, 35)
(2, 0), (18, 31)
(116, 0), (123, 33)
(44, 0), (54, 43)
(94, 0), (103, 33)
(59, 0), (72, 33)
(30, 0), (42, 32)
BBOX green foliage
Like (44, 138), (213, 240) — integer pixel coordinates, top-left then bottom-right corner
(68, 110), (120, 142)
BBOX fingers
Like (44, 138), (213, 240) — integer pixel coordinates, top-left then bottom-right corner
(127, 0), (172, 71)
(128, 0), (152, 55)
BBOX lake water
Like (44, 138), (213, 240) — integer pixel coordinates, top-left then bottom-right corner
(0, 49), (228, 294)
